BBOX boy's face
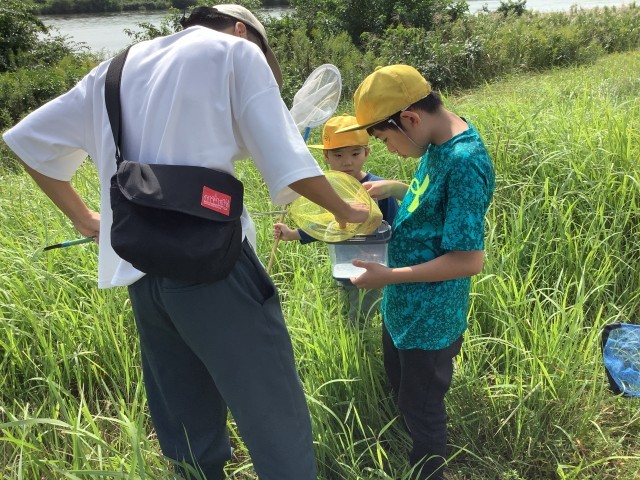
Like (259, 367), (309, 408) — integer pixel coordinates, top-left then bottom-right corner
(371, 111), (429, 158)
(371, 127), (425, 159)
(324, 146), (369, 180)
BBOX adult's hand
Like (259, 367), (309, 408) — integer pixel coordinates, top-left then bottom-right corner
(20, 160), (100, 243)
(289, 175), (371, 226)
(334, 202), (371, 228)
(73, 210), (100, 243)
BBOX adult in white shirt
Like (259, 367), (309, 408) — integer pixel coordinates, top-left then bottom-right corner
(3, 4), (370, 479)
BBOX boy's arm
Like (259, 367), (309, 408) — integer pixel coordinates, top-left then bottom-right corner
(350, 250), (484, 290)
(379, 195), (400, 226)
(273, 223), (302, 241)
(297, 228), (316, 244)
(272, 223), (316, 244)
(363, 180), (409, 201)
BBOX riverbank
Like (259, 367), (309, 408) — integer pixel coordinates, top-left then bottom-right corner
(39, 5), (292, 53)
(38, 0), (169, 15)
(37, 0), (290, 15)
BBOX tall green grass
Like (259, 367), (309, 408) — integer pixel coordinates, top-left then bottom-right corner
(2, 50), (640, 479)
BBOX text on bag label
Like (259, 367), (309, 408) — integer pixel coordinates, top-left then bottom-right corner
(201, 186), (231, 216)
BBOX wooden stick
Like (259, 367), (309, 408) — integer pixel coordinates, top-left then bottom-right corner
(267, 210), (287, 273)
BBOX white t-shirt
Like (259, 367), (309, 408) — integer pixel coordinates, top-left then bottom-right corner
(3, 26), (323, 288)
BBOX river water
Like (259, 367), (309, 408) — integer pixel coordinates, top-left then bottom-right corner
(40, 1), (634, 54)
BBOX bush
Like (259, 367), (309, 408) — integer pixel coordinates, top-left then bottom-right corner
(289, 0), (467, 46)
(268, 18), (377, 104)
(364, 25), (487, 90)
(360, 5), (640, 91)
(0, 55), (93, 131)
(0, 0), (47, 72)
(0, 56), (84, 167)
(497, 0), (527, 17)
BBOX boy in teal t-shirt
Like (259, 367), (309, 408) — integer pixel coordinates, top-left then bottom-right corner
(337, 65), (495, 480)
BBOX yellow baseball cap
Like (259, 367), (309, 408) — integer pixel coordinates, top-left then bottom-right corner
(336, 65), (432, 133)
(308, 115), (370, 150)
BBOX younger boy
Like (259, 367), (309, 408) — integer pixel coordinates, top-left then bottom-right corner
(337, 65), (495, 479)
(274, 114), (399, 325)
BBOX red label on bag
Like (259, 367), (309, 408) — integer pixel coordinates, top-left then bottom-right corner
(201, 186), (232, 216)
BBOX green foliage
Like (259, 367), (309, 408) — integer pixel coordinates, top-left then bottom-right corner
(363, 25), (485, 90)
(262, 4), (640, 97)
(0, 55), (93, 132)
(0, 0), (47, 72)
(445, 52), (640, 478)
(289, 0), (465, 45)
(40, 0), (123, 14)
(4, 2), (640, 137)
(497, 0), (527, 17)
(0, 1), (88, 141)
(0, 1), (91, 134)
(268, 19), (378, 104)
(356, 5), (640, 91)
(170, 0), (196, 10)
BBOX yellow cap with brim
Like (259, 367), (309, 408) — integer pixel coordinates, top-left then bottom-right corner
(335, 65), (432, 133)
(308, 114), (370, 150)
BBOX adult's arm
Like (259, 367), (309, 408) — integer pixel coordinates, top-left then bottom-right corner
(289, 175), (370, 225)
(20, 160), (100, 240)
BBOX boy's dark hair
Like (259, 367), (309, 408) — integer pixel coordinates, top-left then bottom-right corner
(180, 6), (266, 53)
(366, 91), (443, 135)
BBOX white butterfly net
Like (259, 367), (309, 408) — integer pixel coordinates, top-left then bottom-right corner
(289, 64), (342, 132)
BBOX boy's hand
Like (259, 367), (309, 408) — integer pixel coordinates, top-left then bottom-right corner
(363, 180), (409, 201)
(273, 223), (301, 241)
(350, 260), (392, 289)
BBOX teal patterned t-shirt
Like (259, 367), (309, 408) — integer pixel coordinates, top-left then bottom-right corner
(382, 123), (495, 350)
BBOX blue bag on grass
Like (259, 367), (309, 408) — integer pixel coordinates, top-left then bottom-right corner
(601, 323), (640, 397)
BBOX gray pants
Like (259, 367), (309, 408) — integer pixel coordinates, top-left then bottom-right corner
(128, 240), (316, 480)
(340, 283), (382, 327)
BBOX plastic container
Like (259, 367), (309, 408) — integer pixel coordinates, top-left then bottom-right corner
(328, 221), (392, 282)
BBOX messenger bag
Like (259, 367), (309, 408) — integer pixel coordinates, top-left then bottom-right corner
(105, 46), (243, 282)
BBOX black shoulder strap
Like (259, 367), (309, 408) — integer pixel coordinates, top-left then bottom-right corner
(105, 46), (132, 166)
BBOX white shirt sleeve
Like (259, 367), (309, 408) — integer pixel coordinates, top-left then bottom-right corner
(229, 43), (324, 205)
(2, 69), (98, 181)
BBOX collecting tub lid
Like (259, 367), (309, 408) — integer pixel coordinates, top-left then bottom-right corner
(327, 220), (392, 245)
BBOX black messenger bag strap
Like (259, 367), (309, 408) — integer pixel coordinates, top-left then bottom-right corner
(105, 46), (132, 167)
